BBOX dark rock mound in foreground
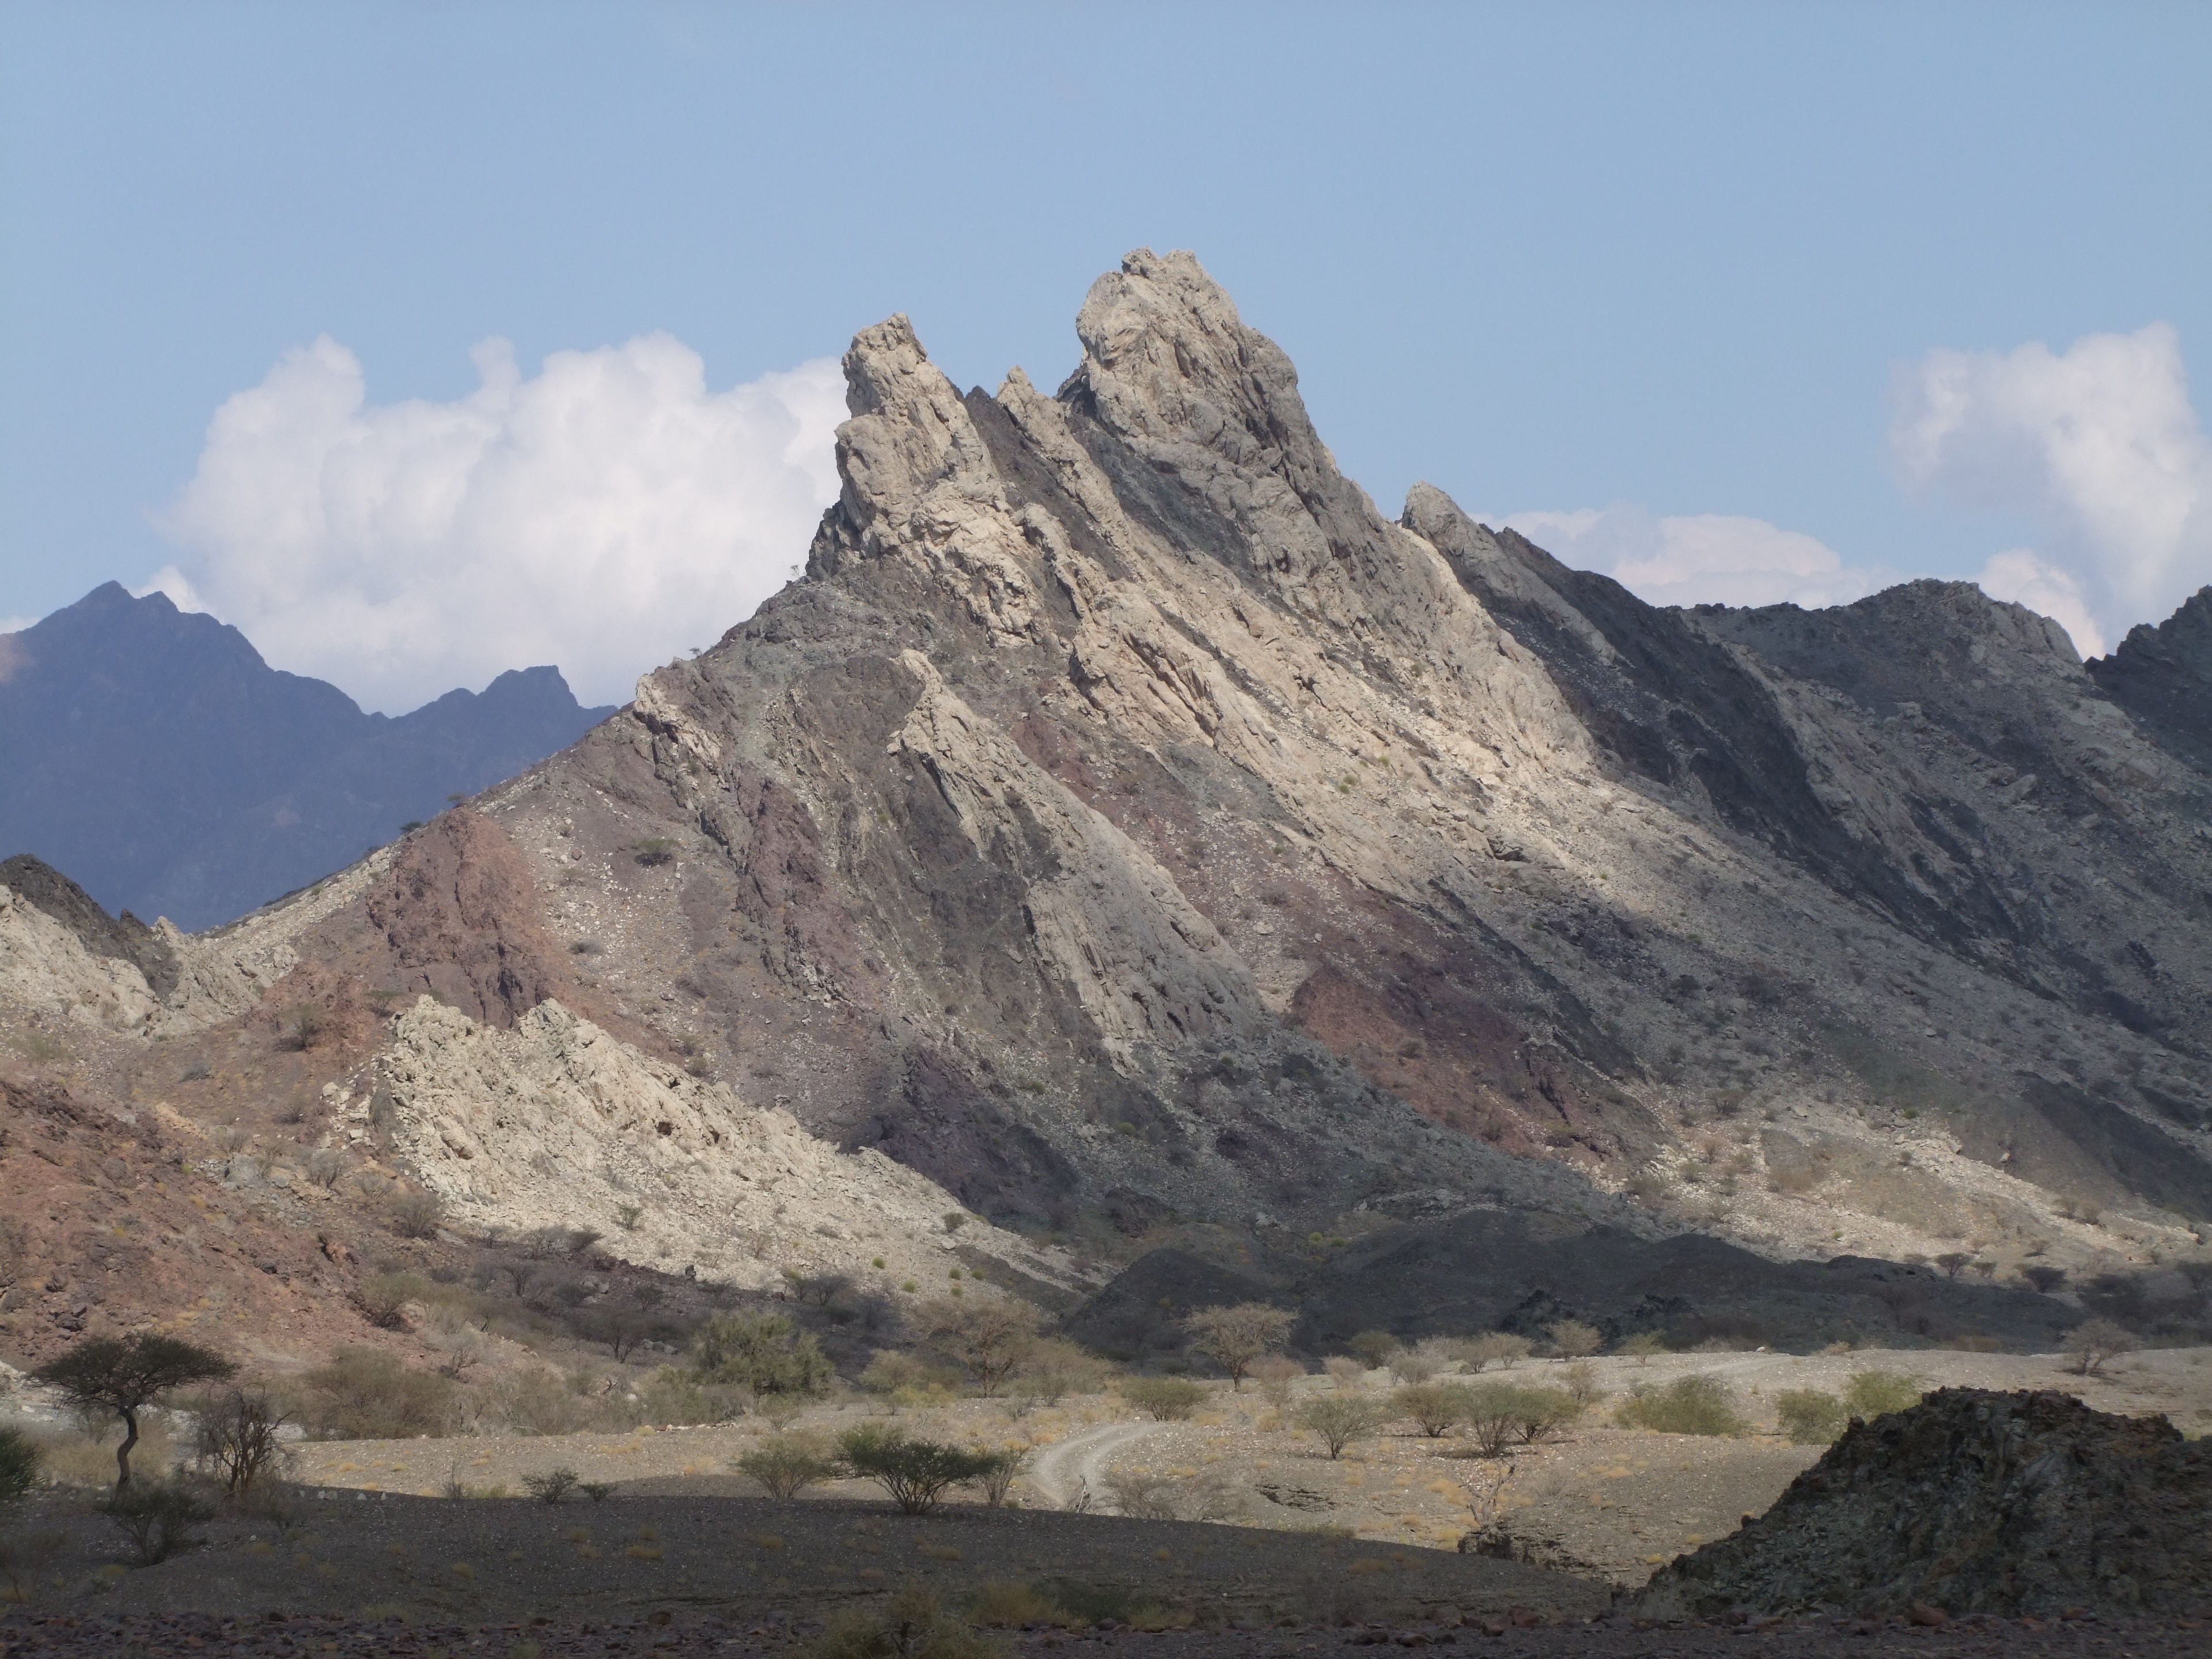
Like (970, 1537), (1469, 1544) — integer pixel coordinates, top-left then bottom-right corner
(1636, 1388), (2212, 1618)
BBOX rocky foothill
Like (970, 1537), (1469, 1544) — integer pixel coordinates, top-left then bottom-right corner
(1638, 1389), (2212, 1618)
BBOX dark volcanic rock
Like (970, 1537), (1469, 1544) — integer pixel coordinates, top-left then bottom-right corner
(1637, 1388), (2212, 1617)
(1071, 1214), (2075, 1357)
(0, 584), (612, 928)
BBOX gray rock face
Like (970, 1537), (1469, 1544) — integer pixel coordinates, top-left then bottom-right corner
(2089, 585), (2212, 772)
(446, 249), (2212, 1285)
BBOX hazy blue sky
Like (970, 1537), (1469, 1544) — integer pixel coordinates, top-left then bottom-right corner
(4, 2), (2207, 708)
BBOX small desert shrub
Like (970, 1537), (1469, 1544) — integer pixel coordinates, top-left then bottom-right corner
(1559, 1361), (1604, 1408)
(2021, 1264), (2068, 1293)
(1393, 1383), (1467, 1438)
(0, 1525), (67, 1604)
(2066, 1319), (2135, 1378)
(1120, 1377), (1206, 1422)
(632, 838), (676, 867)
(1775, 1389), (1847, 1445)
(799, 1580), (1002, 1659)
(522, 1467), (579, 1504)
(1616, 1374), (1748, 1437)
(968, 1581), (1069, 1628)
(735, 1434), (839, 1499)
(1619, 1331), (1668, 1364)
(488, 1366), (607, 1436)
(191, 1387), (290, 1498)
(281, 1005), (324, 1052)
(99, 1474), (215, 1565)
(972, 1448), (1024, 1508)
(1294, 1394), (1388, 1459)
(1387, 1340), (1449, 1387)
(632, 1366), (748, 1427)
(288, 1349), (454, 1440)
(859, 1350), (964, 1406)
(691, 1312), (833, 1397)
(0, 1425), (41, 1502)
(1347, 1330), (1399, 1369)
(388, 1190), (445, 1240)
(1321, 1356), (1367, 1389)
(1249, 1354), (1305, 1408)
(353, 1272), (421, 1330)
(1843, 1370), (1923, 1418)
(1468, 1382), (1581, 1447)
(1103, 1465), (1237, 1522)
(305, 1149), (347, 1190)
(836, 1425), (999, 1515)
(1451, 1332), (1532, 1372)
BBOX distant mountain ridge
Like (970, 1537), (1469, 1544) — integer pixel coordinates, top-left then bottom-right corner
(0, 582), (612, 929)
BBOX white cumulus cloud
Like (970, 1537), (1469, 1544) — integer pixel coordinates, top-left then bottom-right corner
(151, 334), (847, 713)
(1891, 322), (2211, 658)
(1494, 505), (1889, 612)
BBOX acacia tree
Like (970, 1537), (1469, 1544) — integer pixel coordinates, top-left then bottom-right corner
(34, 1334), (235, 1490)
(1183, 1302), (1296, 1391)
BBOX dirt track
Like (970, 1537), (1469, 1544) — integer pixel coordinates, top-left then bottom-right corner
(1030, 1421), (1163, 1510)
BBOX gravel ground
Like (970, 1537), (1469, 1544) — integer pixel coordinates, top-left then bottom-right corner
(3, 1604), (2210, 1658)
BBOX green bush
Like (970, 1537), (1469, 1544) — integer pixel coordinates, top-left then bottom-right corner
(522, 1467), (579, 1504)
(799, 1580), (1003, 1659)
(489, 1366), (604, 1435)
(287, 1348), (454, 1440)
(1120, 1377), (1207, 1422)
(1453, 1382), (1581, 1453)
(98, 1474), (215, 1565)
(1843, 1370), (1923, 1419)
(835, 1425), (998, 1514)
(1775, 1389), (1847, 1444)
(1394, 1383), (1468, 1438)
(0, 1425), (41, 1503)
(634, 1365), (749, 1427)
(1293, 1395), (1388, 1459)
(691, 1312), (833, 1397)
(1615, 1374), (1749, 1437)
(736, 1434), (840, 1499)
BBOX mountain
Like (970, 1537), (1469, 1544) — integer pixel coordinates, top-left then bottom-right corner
(3, 249), (2209, 1370)
(0, 583), (613, 929)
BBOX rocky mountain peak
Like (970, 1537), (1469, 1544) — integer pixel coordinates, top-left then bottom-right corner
(10, 253), (2210, 1363)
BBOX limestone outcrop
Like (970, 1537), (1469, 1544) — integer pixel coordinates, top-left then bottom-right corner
(350, 997), (1090, 1295)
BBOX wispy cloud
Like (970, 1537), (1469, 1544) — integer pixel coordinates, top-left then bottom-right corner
(153, 334), (846, 712)
(1891, 321), (2210, 657)
(1493, 505), (1891, 612)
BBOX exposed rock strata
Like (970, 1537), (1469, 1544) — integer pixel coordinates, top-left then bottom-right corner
(7, 249), (2211, 1313)
(449, 248), (2207, 1274)
(351, 997), (1089, 1295)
